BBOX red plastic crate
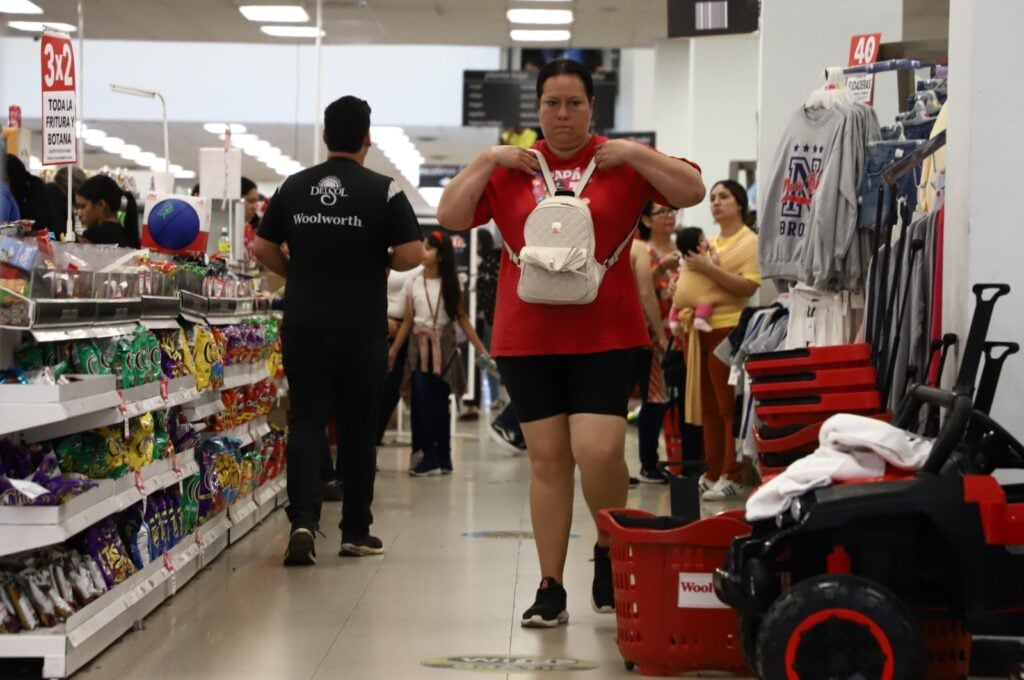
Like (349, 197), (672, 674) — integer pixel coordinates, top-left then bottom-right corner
(597, 509), (751, 676)
(756, 391), (882, 427)
(749, 366), (878, 400)
(745, 343), (873, 379)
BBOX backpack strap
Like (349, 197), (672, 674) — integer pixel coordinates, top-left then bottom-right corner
(504, 241), (521, 267)
(530, 149), (598, 198)
(602, 228), (636, 269)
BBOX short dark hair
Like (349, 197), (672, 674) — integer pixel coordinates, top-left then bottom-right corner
(241, 176), (257, 196)
(536, 59), (594, 101)
(675, 227), (705, 255)
(324, 96), (371, 153)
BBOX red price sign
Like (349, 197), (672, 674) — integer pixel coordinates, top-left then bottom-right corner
(39, 31), (77, 165)
(848, 33), (882, 105)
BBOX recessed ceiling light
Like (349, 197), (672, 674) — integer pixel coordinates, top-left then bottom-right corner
(261, 25), (324, 38)
(510, 29), (571, 42)
(101, 137), (126, 153)
(8, 20), (77, 32)
(0, 1), (43, 15)
(135, 151), (157, 164)
(119, 145), (142, 159)
(239, 5), (309, 23)
(507, 9), (573, 25)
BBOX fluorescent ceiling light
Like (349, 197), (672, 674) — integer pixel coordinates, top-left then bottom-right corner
(418, 187), (443, 209)
(167, 164), (183, 173)
(257, 148), (282, 162)
(510, 29), (571, 42)
(135, 151), (157, 164)
(83, 128), (107, 143)
(261, 25), (323, 38)
(204, 122), (247, 135)
(119, 144), (141, 156)
(507, 9), (573, 25)
(175, 169), (196, 179)
(0, 1), (43, 14)
(240, 5), (309, 22)
(8, 20), (76, 33)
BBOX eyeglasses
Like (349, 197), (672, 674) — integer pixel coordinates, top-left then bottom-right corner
(650, 208), (677, 218)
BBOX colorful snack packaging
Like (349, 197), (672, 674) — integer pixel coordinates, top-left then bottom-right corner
(119, 507), (153, 570)
(152, 410), (170, 461)
(126, 413), (155, 471)
(85, 519), (137, 588)
(71, 340), (105, 375)
(0, 581), (21, 633)
(2, 575), (39, 630)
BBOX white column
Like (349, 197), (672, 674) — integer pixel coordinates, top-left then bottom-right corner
(614, 47), (656, 133)
(946, 0), (1024, 434)
(757, 0), (903, 213)
(653, 38), (694, 162)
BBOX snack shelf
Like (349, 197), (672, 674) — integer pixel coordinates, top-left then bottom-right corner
(0, 450), (198, 557)
(19, 378), (205, 444)
(31, 323), (140, 343)
(227, 496), (258, 543)
(221, 363), (270, 390)
(212, 416), (270, 448)
(0, 375), (120, 438)
(179, 292), (270, 326)
(0, 473), (288, 676)
(181, 389), (224, 422)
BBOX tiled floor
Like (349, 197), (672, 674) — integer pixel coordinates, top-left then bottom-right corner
(62, 420), (745, 680)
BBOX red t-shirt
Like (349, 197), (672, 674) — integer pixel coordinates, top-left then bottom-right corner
(471, 135), (700, 357)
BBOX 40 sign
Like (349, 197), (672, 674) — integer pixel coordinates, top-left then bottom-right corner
(40, 31), (77, 165)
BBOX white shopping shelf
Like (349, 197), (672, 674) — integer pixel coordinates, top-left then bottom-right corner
(19, 379), (207, 444)
(0, 450), (198, 557)
(182, 389), (224, 421)
(221, 363), (270, 390)
(31, 323), (139, 343)
(274, 475), (288, 506)
(213, 416), (269, 448)
(0, 375), (119, 438)
(0, 475), (287, 676)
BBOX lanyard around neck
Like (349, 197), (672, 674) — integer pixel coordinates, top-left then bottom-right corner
(422, 273), (443, 329)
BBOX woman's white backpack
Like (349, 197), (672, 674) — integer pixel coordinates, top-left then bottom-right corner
(504, 149), (633, 305)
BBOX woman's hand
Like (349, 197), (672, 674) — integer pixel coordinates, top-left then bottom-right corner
(709, 246), (721, 266)
(387, 348), (398, 372)
(387, 318), (400, 338)
(684, 250), (716, 275)
(594, 139), (638, 170)
(658, 252), (682, 273)
(491, 145), (540, 176)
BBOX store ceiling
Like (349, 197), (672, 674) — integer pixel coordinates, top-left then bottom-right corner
(22, 117), (498, 213)
(19, 0), (670, 47)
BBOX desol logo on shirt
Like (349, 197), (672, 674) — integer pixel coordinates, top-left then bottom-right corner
(311, 176), (348, 206)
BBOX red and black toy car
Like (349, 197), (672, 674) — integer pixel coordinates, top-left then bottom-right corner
(715, 284), (1024, 679)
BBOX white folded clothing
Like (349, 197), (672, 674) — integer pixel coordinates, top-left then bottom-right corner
(746, 414), (932, 521)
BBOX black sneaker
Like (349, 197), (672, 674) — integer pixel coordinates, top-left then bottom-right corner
(283, 527), (316, 566)
(592, 545), (614, 613)
(441, 465), (453, 475)
(410, 458), (442, 477)
(490, 421), (524, 454)
(639, 467), (668, 484)
(339, 534), (384, 557)
(521, 577), (569, 628)
(322, 479), (343, 501)
(628, 476), (640, 487)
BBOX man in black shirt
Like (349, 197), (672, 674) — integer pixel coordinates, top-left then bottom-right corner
(255, 96), (422, 566)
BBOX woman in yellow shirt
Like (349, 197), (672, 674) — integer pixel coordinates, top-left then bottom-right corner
(674, 180), (760, 500)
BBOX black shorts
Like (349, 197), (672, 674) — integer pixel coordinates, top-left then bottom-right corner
(496, 350), (635, 423)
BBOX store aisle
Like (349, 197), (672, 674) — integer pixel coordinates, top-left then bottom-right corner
(65, 421), (741, 680)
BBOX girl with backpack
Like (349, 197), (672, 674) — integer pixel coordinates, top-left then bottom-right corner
(389, 230), (490, 477)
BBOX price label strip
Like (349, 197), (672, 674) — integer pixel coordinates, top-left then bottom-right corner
(163, 553), (177, 597)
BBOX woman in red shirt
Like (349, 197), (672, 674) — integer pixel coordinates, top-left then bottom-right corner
(438, 59), (704, 628)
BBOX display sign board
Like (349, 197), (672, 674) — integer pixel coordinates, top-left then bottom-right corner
(462, 71), (617, 132)
(667, 0), (759, 38)
(40, 31), (77, 165)
(418, 165), (463, 189)
(848, 33), (882, 105)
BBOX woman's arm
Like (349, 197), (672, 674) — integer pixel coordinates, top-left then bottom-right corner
(456, 300), (488, 356)
(436, 146), (540, 231)
(388, 298), (414, 370)
(594, 140), (706, 208)
(630, 240), (668, 351)
(684, 251), (759, 298)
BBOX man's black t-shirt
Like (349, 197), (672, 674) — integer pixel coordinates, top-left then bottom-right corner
(257, 157), (421, 335)
(82, 220), (132, 247)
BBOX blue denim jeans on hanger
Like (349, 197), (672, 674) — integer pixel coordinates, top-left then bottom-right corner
(901, 117), (937, 141)
(858, 140), (925, 228)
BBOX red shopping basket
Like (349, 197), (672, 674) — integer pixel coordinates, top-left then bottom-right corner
(597, 509), (751, 676)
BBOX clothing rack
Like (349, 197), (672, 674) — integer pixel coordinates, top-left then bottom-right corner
(881, 129), (946, 184)
(829, 59), (928, 77)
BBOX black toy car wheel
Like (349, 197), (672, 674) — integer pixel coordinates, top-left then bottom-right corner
(757, 574), (926, 680)
(739, 615), (762, 675)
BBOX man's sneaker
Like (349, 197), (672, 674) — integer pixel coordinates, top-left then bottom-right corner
(639, 467), (668, 484)
(698, 474), (714, 495)
(490, 420), (525, 454)
(521, 577), (569, 628)
(441, 465), (453, 475)
(283, 527), (316, 566)
(411, 450), (424, 468)
(322, 479), (343, 502)
(410, 458), (442, 477)
(592, 545), (615, 613)
(703, 478), (746, 501)
(628, 476), (640, 487)
(339, 534), (384, 557)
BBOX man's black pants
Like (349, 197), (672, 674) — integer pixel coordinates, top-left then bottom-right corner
(282, 328), (387, 537)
